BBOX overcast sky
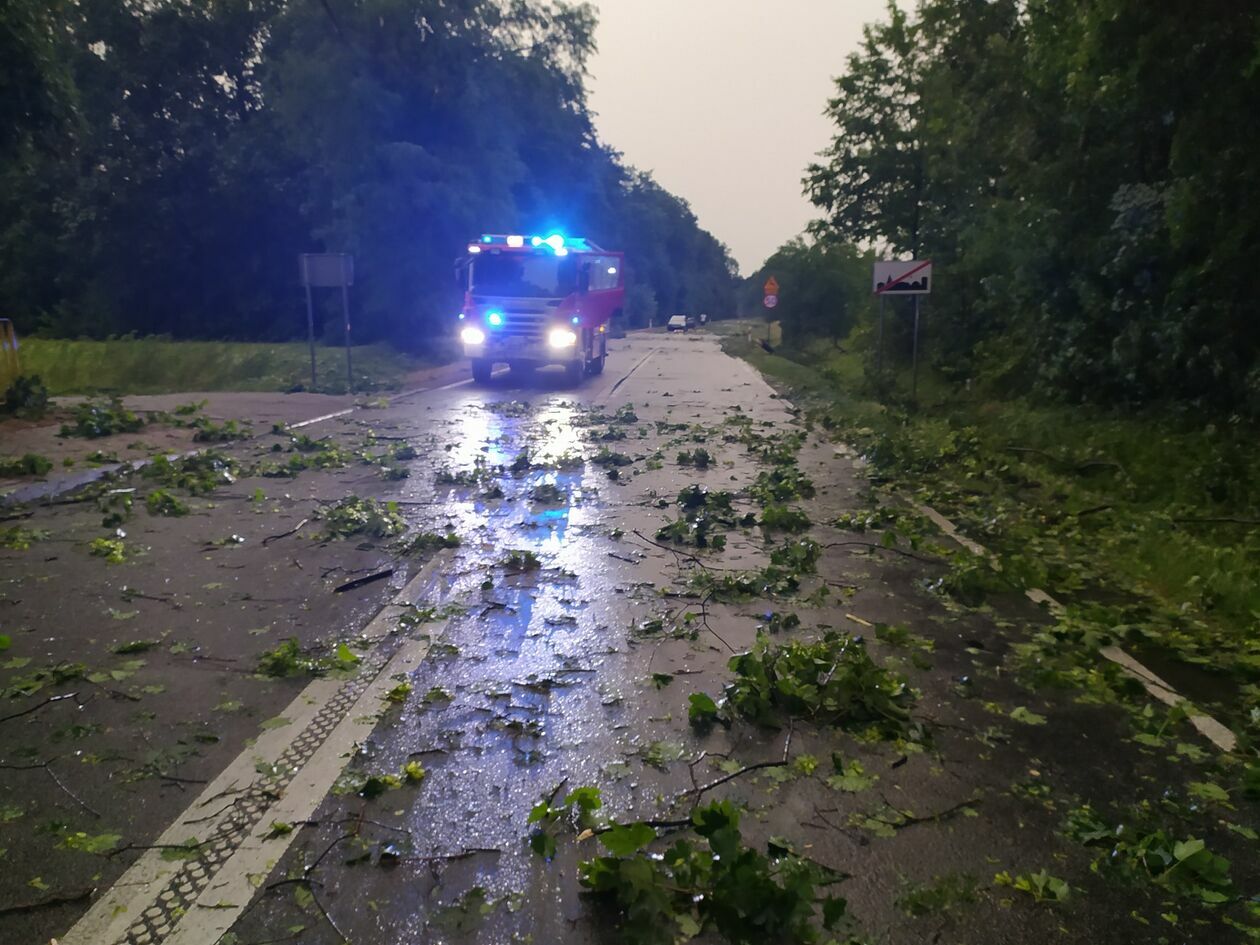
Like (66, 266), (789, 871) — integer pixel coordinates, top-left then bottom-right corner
(587, 0), (891, 275)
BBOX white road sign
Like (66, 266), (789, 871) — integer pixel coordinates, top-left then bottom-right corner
(763, 294), (778, 309)
(873, 260), (932, 295)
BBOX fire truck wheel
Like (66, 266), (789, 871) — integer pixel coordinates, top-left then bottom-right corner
(471, 359), (493, 384)
(564, 361), (583, 385)
(586, 354), (606, 376)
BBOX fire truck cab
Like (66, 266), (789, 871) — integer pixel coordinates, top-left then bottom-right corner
(458, 234), (625, 385)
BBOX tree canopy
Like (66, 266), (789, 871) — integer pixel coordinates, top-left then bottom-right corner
(0, 0), (736, 345)
(801, 0), (1260, 414)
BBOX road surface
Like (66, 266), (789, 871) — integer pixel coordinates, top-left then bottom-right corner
(1, 331), (1255, 945)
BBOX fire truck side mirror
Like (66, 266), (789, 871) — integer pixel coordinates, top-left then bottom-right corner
(452, 257), (470, 285)
(577, 264), (591, 294)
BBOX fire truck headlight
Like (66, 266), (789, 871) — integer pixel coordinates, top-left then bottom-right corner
(461, 326), (486, 345)
(548, 328), (577, 348)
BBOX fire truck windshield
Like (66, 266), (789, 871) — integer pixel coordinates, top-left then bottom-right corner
(470, 253), (577, 298)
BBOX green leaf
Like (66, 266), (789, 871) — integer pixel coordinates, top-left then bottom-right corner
(1009, 706), (1047, 725)
(692, 800), (739, 837)
(529, 831), (556, 860)
(383, 681), (412, 703)
(403, 760), (426, 783)
(1173, 838), (1206, 861)
(358, 773), (401, 798)
(1188, 781), (1230, 805)
(564, 786), (603, 814)
(1225, 821), (1258, 841)
(526, 800), (552, 825)
(687, 692), (720, 724)
(598, 823), (656, 857)
(432, 886), (493, 934)
(59, 831), (122, 854)
(160, 838), (203, 861)
(675, 913), (702, 937)
(827, 753), (874, 792)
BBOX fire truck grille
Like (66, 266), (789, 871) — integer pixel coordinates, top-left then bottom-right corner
(500, 309), (549, 340)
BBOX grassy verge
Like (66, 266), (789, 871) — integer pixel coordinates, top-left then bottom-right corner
(14, 338), (445, 395)
(715, 321), (1260, 742)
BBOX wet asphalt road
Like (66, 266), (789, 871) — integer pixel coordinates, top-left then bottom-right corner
(2, 330), (1257, 945)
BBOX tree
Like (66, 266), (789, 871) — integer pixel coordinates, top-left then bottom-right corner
(746, 238), (870, 349)
(800, 0), (1260, 414)
(0, 0), (737, 347)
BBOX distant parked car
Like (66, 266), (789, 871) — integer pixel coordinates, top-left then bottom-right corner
(699, 313), (708, 325)
(667, 314), (689, 332)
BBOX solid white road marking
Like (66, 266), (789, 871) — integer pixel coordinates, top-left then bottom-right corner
(289, 373), (477, 429)
(909, 500), (1237, 752)
(60, 554), (458, 945)
(165, 636), (435, 945)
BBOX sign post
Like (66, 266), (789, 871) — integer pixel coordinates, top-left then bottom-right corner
(299, 254), (355, 392)
(872, 260), (932, 402)
(762, 275), (779, 344)
(762, 275), (779, 310)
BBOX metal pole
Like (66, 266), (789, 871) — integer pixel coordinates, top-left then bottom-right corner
(911, 294), (921, 403)
(876, 295), (885, 384)
(303, 261), (317, 390)
(341, 280), (352, 393)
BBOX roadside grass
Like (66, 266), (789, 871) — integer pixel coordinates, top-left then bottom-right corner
(15, 338), (440, 395)
(718, 322), (1260, 697)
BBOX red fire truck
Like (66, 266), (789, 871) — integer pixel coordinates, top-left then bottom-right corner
(458, 234), (625, 384)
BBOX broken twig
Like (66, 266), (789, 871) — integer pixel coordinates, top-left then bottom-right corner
(262, 517), (310, 547)
(333, 568), (394, 593)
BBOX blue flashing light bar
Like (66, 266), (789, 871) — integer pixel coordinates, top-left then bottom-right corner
(475, 234), (600, 253)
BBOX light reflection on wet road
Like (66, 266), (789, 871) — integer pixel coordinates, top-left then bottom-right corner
(227, 333), (795, 944)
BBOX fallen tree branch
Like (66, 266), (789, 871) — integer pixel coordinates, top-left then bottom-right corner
(119, 587), (182, 608)
(680, 723), (793, 803)
(1173, 516), (1260, 526)
(158, 773), (208, 785)
(408, 847), (501, 862)
(0, 755), (100, 818)
(261, 518), (310, 547)
(1072, 504), (1113, 518)
(0, 691), (80, 725)
(694, 590), (735, 653)
(1003, 446), (1058, 463)
(332, 568), (394, 593)
(824, 541), (940, 564)
(1075, 459), (1123, 474)
(45, 762), (101, 818)
(876, 793), (981, 830)
(631, 529), (712, 569)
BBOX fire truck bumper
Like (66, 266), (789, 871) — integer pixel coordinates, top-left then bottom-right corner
(462, 339), (579, 365)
